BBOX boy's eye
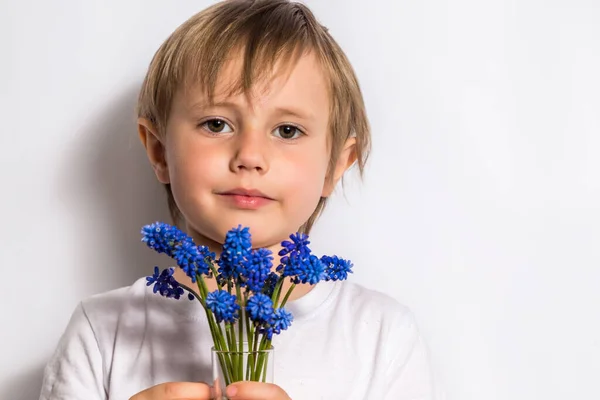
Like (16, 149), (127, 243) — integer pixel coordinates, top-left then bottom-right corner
(273, 125), (303, 140)
(201, 118), (232, 133)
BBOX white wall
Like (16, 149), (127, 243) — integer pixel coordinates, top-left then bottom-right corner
(2, 1), (599, 399)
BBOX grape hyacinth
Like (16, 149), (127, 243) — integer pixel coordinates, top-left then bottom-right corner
(140, 222), (354, 386)
(141, 222), (189, 258)
(279, 253), (326, 285)
(243, 248), (273, 292)
(300, 254), (326, 284)
(260, 308), (294, 340)
(145, 266), (184, 299)
(206, 290), (240, 323)
(246, 293), (274, 323)
(141, 222), (215, 283)
(218, 225), (252, 280)
(172, 240), (213, 282)
(321, 255), (354, 282)
(278, 232), (311, 263)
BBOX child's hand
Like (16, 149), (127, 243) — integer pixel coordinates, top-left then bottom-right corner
(129, 382), (213, 399)
(225, 381), (292, 400)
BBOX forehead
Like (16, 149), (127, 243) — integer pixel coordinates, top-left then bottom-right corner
(178, 51), (331, 114)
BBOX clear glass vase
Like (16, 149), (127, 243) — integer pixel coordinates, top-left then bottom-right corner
(211, 343), (274, 400)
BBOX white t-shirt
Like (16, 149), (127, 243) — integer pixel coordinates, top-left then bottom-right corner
(39, 277), (441, 399)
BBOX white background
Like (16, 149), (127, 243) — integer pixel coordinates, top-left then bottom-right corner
(1, 0), (599, 399)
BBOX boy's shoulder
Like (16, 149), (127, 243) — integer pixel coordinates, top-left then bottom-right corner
(337, 280), (413, 317)
(331, 280), (419, 333)
(81, 277), (148, 311)
(76, 277), (153, 331)
(324, 281), (422, 366)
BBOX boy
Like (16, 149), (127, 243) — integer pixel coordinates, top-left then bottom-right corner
(40, 1), (438, 399)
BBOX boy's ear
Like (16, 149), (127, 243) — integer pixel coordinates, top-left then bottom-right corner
(321, 137), (358, 197)
(138, 117), (170, 184)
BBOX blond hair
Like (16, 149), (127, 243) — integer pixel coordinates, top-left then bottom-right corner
(136, 0), (371, 234)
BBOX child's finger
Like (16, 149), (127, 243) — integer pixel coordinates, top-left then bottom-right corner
(129, 381), (214, 400)
(226, 381), (291, 399)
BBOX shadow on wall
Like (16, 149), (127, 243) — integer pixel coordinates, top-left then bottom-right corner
(61, 84), (173, 291)
(4, 86), (174, 400)
(1, 365), (45, 400)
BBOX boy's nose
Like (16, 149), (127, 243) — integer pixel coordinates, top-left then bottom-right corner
(229, 129), (269, 174)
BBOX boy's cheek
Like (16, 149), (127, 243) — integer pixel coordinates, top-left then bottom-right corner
(167, 143), (225, 175)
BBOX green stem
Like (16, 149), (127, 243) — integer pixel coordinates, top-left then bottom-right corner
(279, 283), (296, 308)
(225, 323), (238, 381)
(251, 329), (260, 380)
(255, 336), (272, 382)
(252, 329), (262, 381)
(261, 353), (269, 382)
(195, 276), (234, 384)
(209, 263), (223, 290)
(215, 321), (234, 379)
(196, 276), (227, 354)
(179, 281), (200, 302)
(235, 285), (244, 381)
(244, 293), (254, 380)
(197, 276), (230, 352)
(197, 275), (209, 297)
(271, 276), (285, 305)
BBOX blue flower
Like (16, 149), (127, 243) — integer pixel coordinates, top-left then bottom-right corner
(278, 232), (311, 260)
(206, 290), (240, 323)
(242, 248), (273, 292)
(142, 222), (215, 282)
(276, 232), (314, 277)
(279, 255), (300, 278)
(321, 255), (353, 282)
(141, 222), (189, 258)
(259, 307), (293, 340)
(280, 254), (326, 285)
(298, 255), (326, 284)
(218, 225), (252, 280)
(263, 272), (280, 297)
(271, 308), (293, 333)
(246, 293), (274, 323)
(173, 241), (214, 282)
(146, 266), (184, 299)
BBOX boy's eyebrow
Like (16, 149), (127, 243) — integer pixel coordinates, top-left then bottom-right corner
(272, 106), (314, 121)
(188, 100), (239, 112)
(188, 100), (314, 121)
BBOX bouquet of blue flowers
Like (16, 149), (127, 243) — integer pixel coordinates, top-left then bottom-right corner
(141, 222), (353, 386)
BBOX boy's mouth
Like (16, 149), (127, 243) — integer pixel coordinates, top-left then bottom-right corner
(217, 188), (274, 210)
(219, 188), (273, 199)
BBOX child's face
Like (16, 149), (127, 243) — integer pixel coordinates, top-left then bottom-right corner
(140, 52), (354, 250)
